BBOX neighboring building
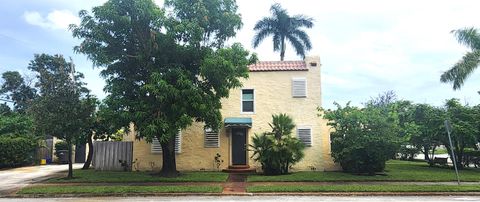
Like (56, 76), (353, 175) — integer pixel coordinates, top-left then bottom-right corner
(124, 56), (336, 172)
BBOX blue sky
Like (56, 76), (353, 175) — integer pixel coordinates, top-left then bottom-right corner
(1, 0), (480, 109)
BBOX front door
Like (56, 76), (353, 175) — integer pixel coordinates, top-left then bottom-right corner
(232, 128), (247, 165)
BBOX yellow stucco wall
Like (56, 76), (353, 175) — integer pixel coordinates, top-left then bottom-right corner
(124, 56), (337, 172)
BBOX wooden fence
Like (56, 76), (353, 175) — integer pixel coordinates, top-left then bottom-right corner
(93, 141), (133, 171)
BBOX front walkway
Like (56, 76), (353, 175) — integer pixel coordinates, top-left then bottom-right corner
(0, 164), (82, 195)
(222, 174), (247, 194)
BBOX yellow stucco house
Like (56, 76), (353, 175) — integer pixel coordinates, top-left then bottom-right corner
(124, 56), (336, 172)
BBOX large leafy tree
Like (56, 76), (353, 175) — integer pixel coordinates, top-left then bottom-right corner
(442, 99), (478, 168)
(29, 54), (95, 178)
(252, 3), (313, 61)
(0, 71), (37, 113)
(408, 104), (445, 164)
(71, 0), (254, 177)
(441, 27), (480, 90)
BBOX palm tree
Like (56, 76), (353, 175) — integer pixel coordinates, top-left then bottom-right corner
(252, 3), (314, 61)
(441, 27), (480, 90)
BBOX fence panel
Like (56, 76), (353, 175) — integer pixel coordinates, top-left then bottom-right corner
(93, 141), (133, 171)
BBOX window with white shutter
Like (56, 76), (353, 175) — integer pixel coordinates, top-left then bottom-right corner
(151, 132), (182, 154)
(204, 128), (219, 148)
(297, 127), (312, 147)
(292, 78), (307, 97)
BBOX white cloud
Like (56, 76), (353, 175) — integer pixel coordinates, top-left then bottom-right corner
(23, 10), (80, 30)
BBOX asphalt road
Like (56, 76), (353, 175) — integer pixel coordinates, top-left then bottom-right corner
(1, 196), (480, 202)
(0, 164), (82, 195)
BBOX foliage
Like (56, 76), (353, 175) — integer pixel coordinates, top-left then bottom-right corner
(0, 135), (37, 168)
(442, 99), (479, 168)
(0, 113), (33, 136)
(28, 54), (96, 178)
(71, 0), (254, 177)
(441, 27), (480, 90)
(408, 104), (445, 164)
(252, 3), (314, 61)
(250, 113), (305, 175)
(0, 71), (37, 113)
(321, 102), (400, 175)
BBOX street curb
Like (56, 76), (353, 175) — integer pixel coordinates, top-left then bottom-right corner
(5, 192), (480, 198)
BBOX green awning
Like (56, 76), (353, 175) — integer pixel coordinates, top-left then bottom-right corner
(224, 117), (252, 128)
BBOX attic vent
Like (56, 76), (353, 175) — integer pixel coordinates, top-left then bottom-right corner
(310, 62), (317, 67)
(292, 78), (307, 98)
(297, 128), (312, 147)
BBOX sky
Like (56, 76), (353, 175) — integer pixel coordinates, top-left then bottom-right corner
(1, 0), (480, 109)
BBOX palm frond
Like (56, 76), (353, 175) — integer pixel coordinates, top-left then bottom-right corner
(270, 3), (288, 17)
(253, 18), (276, 31)
(440, 50), (480, 90)
(291, 30), (312, 50)
(291, 15), (314, 28)
(286, 35), (306, 58)
(253, 28), (275, 48)
(452, 27), (480, 50)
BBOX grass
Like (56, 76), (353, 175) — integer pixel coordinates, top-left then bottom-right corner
(433, 148), (448, 154)
(247, 184), (480, 192)
(248, 160), (480, 182)
(18, 185), (222, 194)
(48, 170), (228, 183)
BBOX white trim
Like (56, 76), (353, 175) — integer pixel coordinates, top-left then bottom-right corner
(292, 77), (307, 98)
(297, 126), (312, 147)
(240, 88), (255, 114)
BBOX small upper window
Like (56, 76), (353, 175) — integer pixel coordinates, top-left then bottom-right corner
(242, 89), (254, 113)
(292, 78), (307, 98)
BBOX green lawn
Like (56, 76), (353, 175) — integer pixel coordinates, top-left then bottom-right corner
(48, 170), (228, 183)
(247, 184), (480, 192)
(19, 185), (222, 194)
(248, 160), (480, 182)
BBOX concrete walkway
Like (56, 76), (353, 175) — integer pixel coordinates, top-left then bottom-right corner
(222, 174), (247, 194)
(0, 164), (82, 195)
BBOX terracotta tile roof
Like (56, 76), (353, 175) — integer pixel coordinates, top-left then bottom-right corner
(248, 61), (307, 72)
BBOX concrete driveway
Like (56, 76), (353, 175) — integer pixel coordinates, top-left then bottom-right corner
(0, 164), (82, 195)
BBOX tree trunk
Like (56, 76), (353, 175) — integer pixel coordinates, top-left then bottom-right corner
(280, 37), (285, 61)
(82, 133), (94, 170)
(67, 140), (73, 179)
(159, 137), (178, 177)
(423, 145), (430, 162)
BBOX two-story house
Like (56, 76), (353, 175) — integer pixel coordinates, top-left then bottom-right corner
(124, 56), (336, 172)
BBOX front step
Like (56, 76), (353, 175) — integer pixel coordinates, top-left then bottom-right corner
(222, 165), (256, 173)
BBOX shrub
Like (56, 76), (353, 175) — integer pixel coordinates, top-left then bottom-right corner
(0, 136), (36, 168)
(321, 103), (399, 175)
(250, 113), (305, 175)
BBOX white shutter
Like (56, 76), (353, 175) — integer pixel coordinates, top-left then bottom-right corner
(297, 128), (312, 147)
(292, 78), (307, 97)
(151, 132), (182, 154)
(204, 128), (220, 148)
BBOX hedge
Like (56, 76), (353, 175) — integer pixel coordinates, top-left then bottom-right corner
(0, 136), (36, 168)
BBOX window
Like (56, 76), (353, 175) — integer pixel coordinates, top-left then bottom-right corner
(151, 132), (182, 154)
(241, 89), (254, 113)
(204, 128), (220, 148)
(297, 127), (312, 147)
(292, 78), (307, 97)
